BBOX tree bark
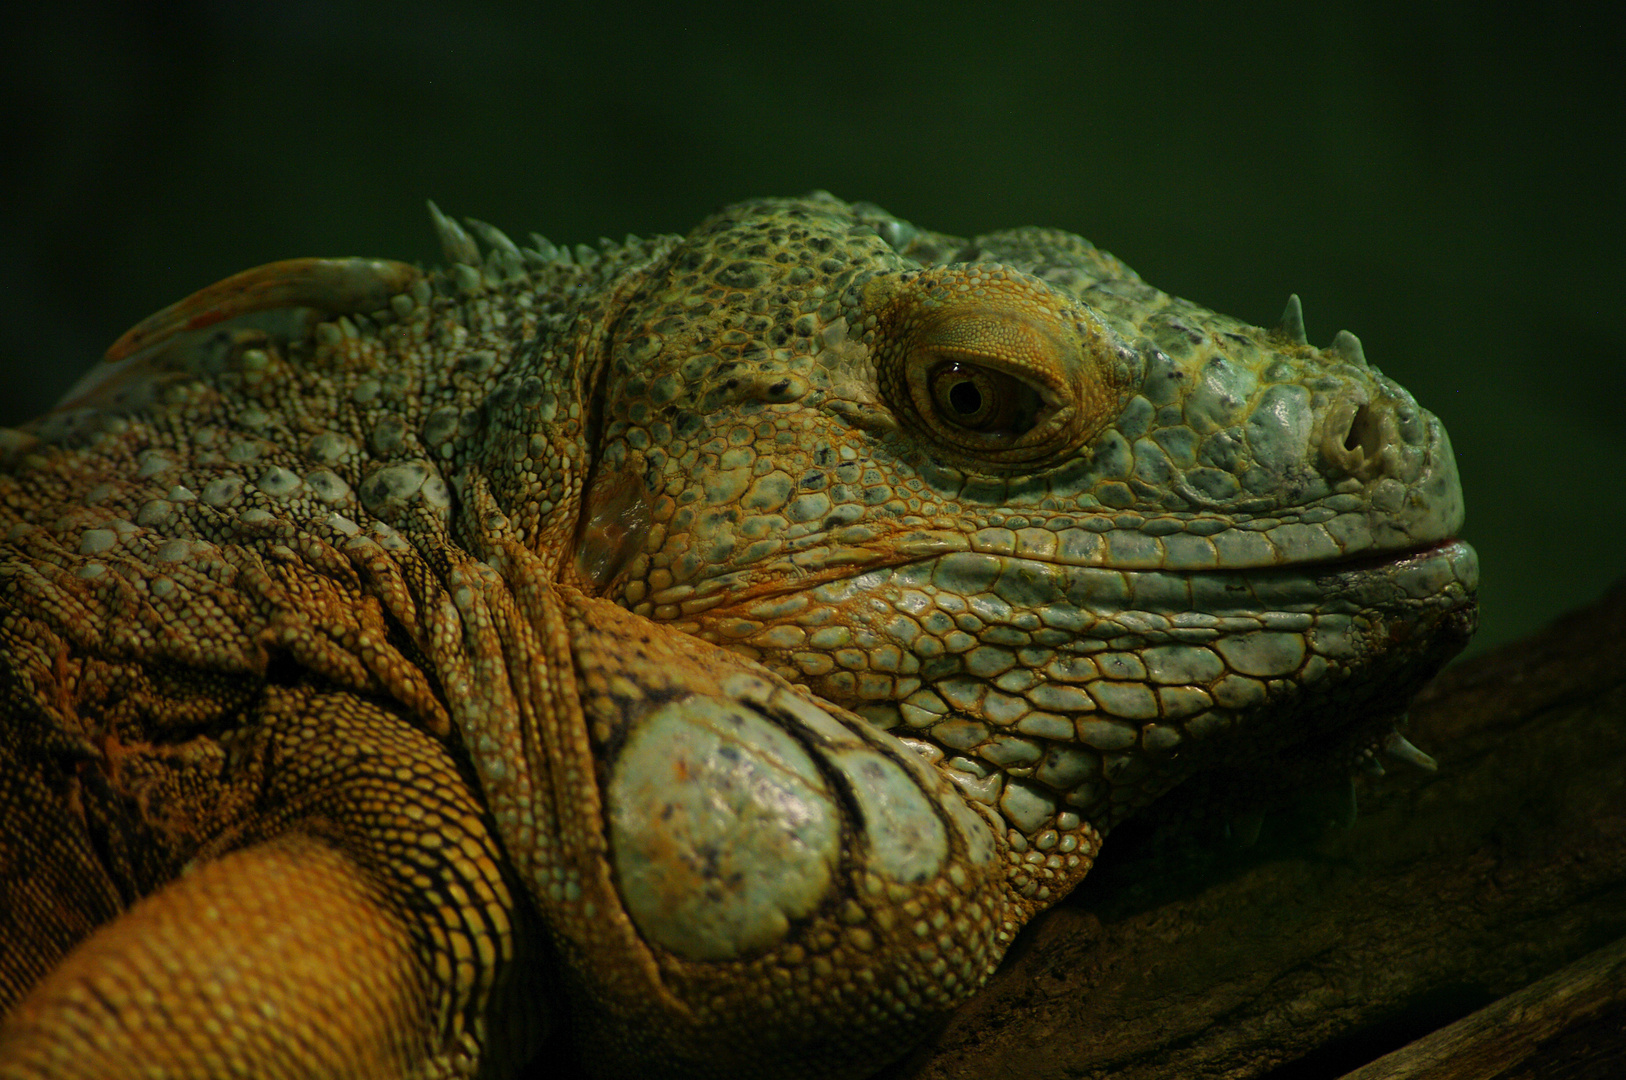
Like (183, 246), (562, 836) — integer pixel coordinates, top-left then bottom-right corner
(894, 578), (1626, 1080)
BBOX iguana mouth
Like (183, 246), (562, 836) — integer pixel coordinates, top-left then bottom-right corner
(654, 538), (1475, 661)
(685, 530), (1477, 616)
(1289, 535), (1469, 574)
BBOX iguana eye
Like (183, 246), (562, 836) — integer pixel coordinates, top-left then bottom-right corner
(864, 265), (1143, 469)
(928, 362), (1044, 436)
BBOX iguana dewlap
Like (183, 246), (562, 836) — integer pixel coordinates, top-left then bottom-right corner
(0, 194), (1477, 1078)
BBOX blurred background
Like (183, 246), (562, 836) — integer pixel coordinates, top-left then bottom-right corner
(1, 2), (1619, 658)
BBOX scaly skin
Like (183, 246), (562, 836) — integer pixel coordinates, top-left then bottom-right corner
(0, 194), (1477, 1078)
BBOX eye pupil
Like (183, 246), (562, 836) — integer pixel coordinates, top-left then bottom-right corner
(924, 360), (1046, 440)
(947, 380), (983, 416)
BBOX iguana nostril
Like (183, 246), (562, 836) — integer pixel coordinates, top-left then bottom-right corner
(1323, 395), (1396, 479)
(1344, 404), (1376, 454)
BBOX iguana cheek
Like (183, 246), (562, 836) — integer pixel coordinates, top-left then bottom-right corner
(607, 696), (841, 961)
(603, 689), (995, 964)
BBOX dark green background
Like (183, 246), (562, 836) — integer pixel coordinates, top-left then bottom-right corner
(3, 2), (1620, 657)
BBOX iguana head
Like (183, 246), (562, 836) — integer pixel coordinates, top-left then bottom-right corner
(2, 192), (1476, 1079)
(566, 193), (1478, 846)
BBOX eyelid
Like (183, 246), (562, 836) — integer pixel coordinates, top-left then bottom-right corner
(862, 264), (1142, 470)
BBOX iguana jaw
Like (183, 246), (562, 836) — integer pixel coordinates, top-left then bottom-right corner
(688, 533), (1476, 837)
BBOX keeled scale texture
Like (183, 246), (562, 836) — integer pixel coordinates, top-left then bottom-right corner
(0, 194), (1475, 1078)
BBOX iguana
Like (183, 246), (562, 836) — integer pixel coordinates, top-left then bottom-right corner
(0, 193), (1477, 1079)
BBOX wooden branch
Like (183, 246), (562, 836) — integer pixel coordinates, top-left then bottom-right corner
(893, 578), (1626, 1079)
(1336, 932), (1626, 1079)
